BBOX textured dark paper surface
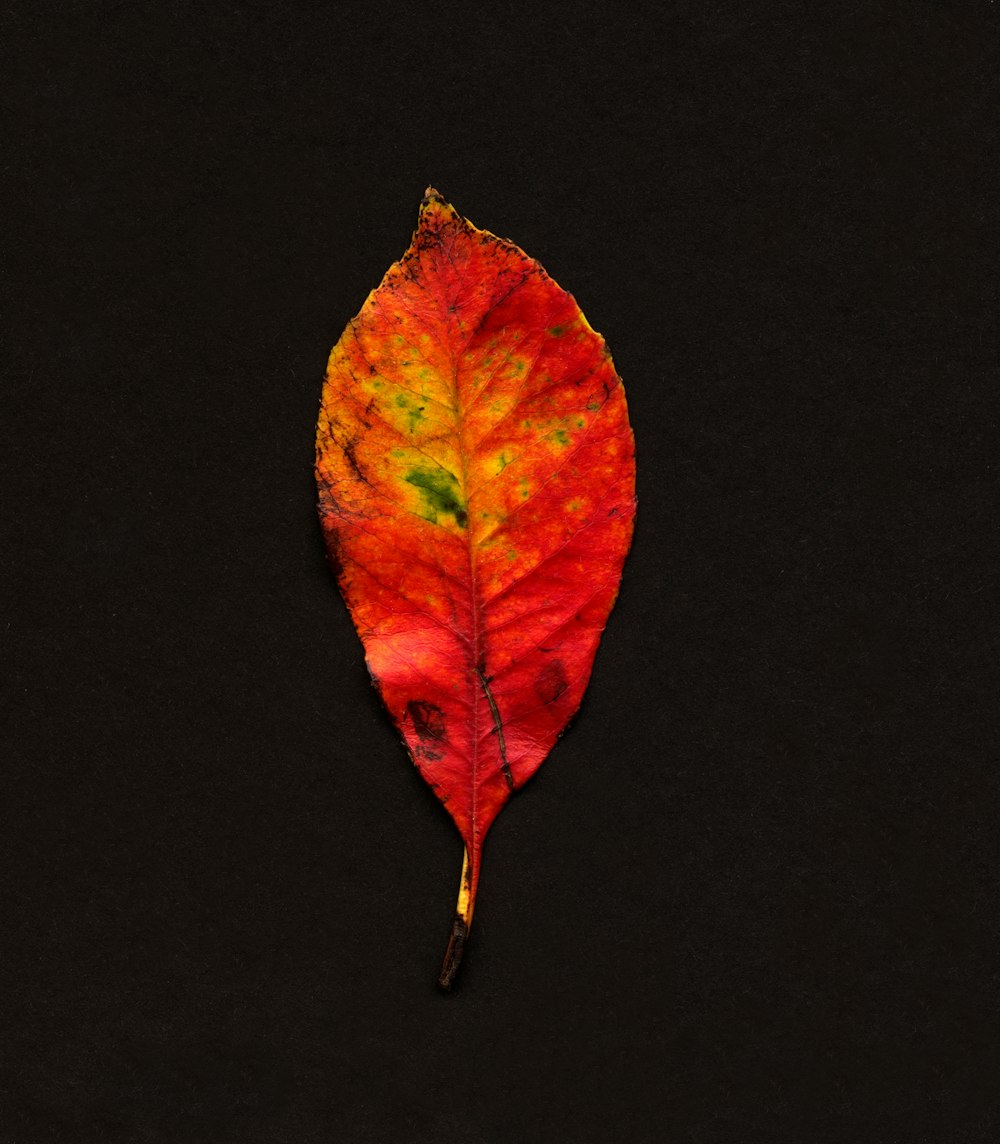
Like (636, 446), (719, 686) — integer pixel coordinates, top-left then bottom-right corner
(3, 2), (995, 1142)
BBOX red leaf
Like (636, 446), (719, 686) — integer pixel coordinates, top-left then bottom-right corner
(316, 189), (636, 986)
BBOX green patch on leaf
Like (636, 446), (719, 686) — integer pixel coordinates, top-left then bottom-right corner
(404, 465), (467, 528)
(394, 392), (426, 433)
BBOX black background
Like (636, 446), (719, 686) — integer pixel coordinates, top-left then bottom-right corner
(3, 2), (996, 1141)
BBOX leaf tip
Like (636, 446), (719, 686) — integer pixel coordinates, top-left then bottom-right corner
(419, 187), (459, 229)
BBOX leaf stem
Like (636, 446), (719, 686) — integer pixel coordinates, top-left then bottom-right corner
(438, 846), (474, 991)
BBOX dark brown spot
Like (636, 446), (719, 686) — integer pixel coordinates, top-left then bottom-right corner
(536, 661), (568, 705)
(321, 523), (345, 580)
(407, 700), (446, 742)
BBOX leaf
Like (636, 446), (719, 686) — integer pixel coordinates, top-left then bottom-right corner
(316, 189), (636, 987)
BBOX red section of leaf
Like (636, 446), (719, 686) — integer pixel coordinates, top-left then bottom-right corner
(316, 189), (636, 983)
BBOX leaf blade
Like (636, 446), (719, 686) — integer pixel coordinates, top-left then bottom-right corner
(316, 189), (636, 978)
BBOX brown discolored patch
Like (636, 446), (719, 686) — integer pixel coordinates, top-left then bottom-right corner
(320, 521), (345, 580)
(342, 438), (366, 483)
(407, 700), (446, 742)
(536, 660), (568, 705)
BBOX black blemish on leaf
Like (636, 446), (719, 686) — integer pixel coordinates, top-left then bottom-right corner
(407, 700), (446, 742)
(343, 439), (367, 483)
(536, 661), (568, 705)
(476, 664), (513, 791)
(322, 523), (345, 580)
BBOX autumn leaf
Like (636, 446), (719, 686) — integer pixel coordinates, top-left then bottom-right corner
(316, 189), (636, 988)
